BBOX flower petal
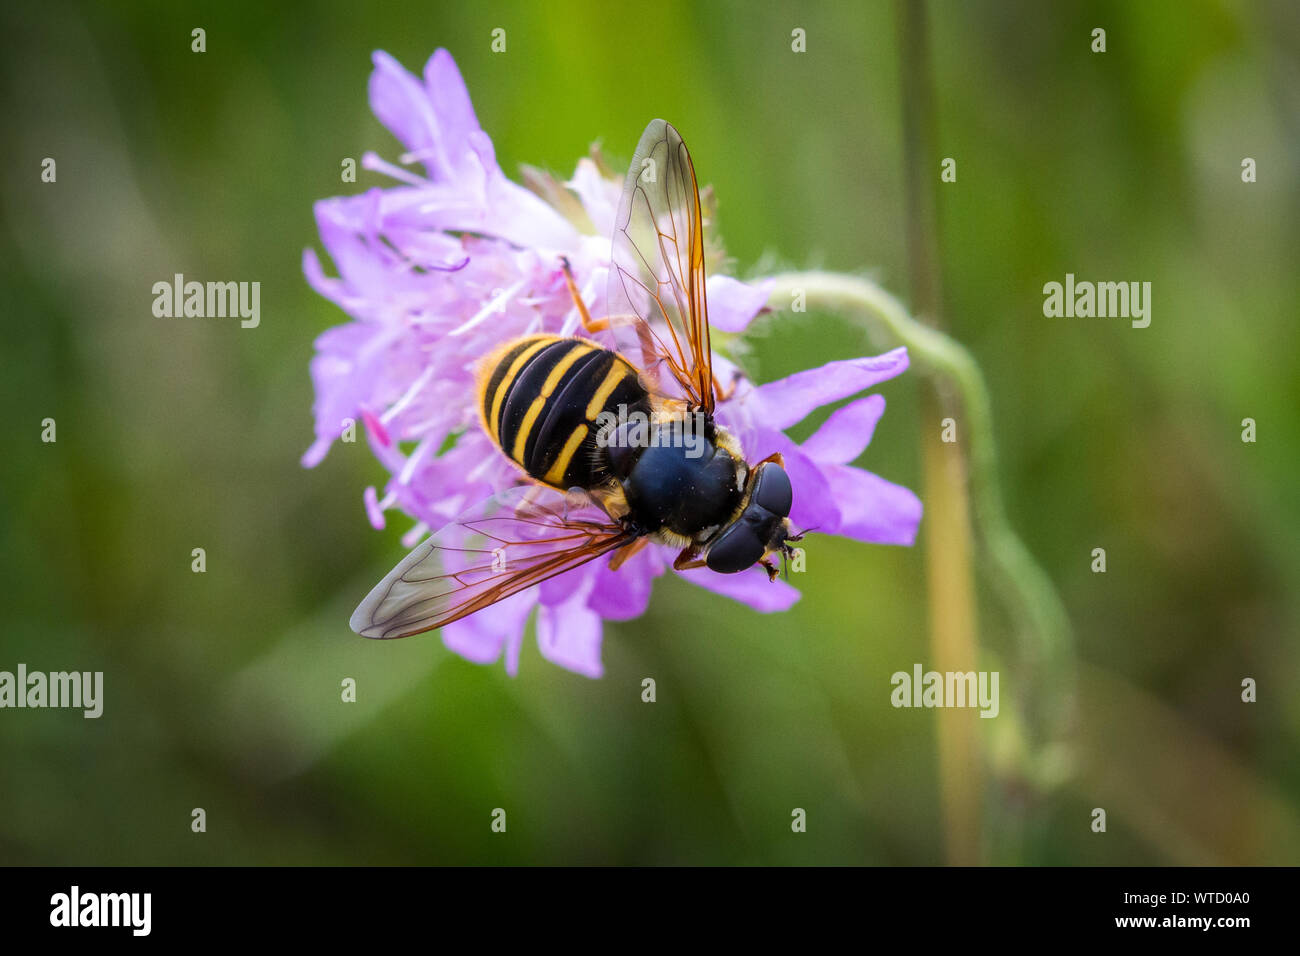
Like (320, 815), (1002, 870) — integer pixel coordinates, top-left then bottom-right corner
(824, 464), (923, 546)
(566, 157), (619, 237)
(368, 51), (450, 174)
(675, 565), (801, 612)
(586, 545), (665, 621)
(751, 346), (910, 429)
(538, 564), (588, 607)
(800, 394), (887, 465)
(536, 594), (605, 678)
(421, 49), (483, 179)
(363, 486), (387, 529)
(440, 586), (535, 675)
(705, 276), (774, 333)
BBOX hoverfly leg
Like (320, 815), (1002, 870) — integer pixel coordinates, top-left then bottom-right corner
(672, 545), (707, 571)
(755, 451), (786, 468)
(560, 257), (610, 334)
(608, 536), (650, 571)
(712, 370), (740, 404)
(761, 557), (780, 582)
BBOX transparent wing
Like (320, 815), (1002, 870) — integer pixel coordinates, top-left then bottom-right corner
(605, 119), (715, 413)
(350, 486), (636, 639)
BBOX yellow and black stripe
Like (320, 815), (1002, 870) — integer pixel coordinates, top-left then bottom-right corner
(476, 335), (650, 490)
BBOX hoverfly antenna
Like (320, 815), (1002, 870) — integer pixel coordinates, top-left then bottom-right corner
(787, 523), (819, 543)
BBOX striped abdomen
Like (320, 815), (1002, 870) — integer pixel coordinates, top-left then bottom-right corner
(476, 335), (650, 490)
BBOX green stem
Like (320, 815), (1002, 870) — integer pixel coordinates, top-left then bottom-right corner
(766, 271), (1076, 746)
(896, 0), (981, 866)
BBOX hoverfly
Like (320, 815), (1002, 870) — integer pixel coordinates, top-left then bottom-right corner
(351, 119), (800, 640)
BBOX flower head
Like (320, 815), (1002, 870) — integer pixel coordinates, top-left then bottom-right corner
(304, 49), (922, 677)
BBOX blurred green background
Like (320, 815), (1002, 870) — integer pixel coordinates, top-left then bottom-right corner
(1, 0), (1296, 865)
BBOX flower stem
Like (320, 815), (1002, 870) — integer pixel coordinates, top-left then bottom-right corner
(894, 0), (984, 866)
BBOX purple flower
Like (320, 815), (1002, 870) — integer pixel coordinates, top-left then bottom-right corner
(303, 49), (922, 678)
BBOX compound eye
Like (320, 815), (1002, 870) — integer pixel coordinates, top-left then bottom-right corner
(705, 521), (767, 574)
(751, 463), (792, 517)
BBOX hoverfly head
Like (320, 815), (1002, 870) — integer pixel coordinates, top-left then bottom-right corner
(704, 459), (794, 576)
